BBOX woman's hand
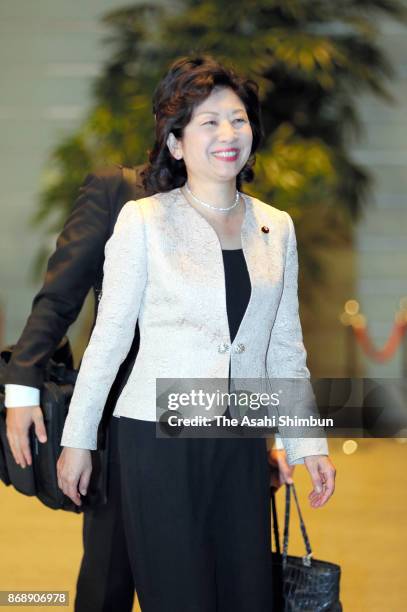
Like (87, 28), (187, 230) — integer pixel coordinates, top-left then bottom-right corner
(57, 447), (92, 507)
(304, 455), (336, 508)
(268, 448), (295, 492)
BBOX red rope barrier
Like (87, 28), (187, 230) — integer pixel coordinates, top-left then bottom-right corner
(352, 322), (407, 362)
(340, 300), (407, 363)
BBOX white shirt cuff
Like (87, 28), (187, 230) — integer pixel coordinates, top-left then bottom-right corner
(5, 384), (40, 408)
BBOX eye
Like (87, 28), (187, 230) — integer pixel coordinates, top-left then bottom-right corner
(201, 118), (247, 126)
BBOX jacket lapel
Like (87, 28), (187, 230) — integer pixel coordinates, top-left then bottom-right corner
(165, 188), (285, 348)
(237, 195), (284, 345)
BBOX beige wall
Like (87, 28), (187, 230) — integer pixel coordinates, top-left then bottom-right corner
(352, 19), (407, 378)
(305, 18), (407, 379)
(0, 0), (133, 352)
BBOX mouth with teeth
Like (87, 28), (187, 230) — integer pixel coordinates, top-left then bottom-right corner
(212, 149), (240, 162)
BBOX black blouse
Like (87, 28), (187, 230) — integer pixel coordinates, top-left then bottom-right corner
(221, 249), (252, 344)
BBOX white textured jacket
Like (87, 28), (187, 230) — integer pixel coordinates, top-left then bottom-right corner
(61, 187), (328, 464)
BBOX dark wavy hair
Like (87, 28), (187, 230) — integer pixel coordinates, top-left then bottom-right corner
(141, 55), (264, 193)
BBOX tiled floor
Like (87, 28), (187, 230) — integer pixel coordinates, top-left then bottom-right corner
(1, 438), (406, 611)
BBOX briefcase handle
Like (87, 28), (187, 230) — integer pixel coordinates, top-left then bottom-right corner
(271, 483), (313, 568)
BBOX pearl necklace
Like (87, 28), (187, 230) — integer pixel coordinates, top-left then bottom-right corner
(184, 182), (240, 213)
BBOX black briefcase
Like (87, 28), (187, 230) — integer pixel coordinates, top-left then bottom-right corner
(0, 413), (10, 486)
(0, 339), (108, 513)
(271, 483), (342, 611)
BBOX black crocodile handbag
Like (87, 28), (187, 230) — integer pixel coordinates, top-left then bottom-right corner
(0, 339), (108, 513)
(271, 483), (342, 611)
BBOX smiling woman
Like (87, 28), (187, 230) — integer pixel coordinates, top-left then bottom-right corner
(168, 87), (253, 192)
(57, 54), (335, 612)
(142, 55), (263, 195)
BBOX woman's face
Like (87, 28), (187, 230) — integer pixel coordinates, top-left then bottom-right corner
(167, 86), (253, 185)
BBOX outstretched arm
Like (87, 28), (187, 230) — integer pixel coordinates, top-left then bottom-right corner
(5, 171), (116, 393)
(5, 170), (119, 468)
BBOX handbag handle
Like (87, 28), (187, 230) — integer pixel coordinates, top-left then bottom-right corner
(271, 483), (313, 568)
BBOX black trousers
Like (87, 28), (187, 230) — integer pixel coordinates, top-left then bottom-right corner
(118, 417), (273, 612)
(74, 417), (135, 612)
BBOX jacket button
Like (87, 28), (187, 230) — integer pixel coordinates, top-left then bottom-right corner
(235, 343), (245, 353)
(261, 225), (269, 233)
(218, 343), (230, 354)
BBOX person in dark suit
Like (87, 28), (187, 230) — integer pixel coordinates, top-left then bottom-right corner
(4, 161), (295, 611)
(4, 164), (149, 612)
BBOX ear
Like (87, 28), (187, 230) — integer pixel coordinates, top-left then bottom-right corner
(166, 132), (183, 160)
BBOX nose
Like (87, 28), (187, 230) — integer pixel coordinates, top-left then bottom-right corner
(217, 119), (236, 142)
